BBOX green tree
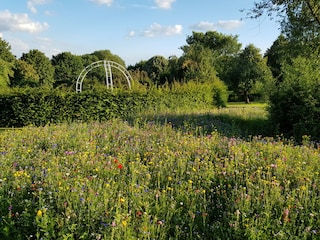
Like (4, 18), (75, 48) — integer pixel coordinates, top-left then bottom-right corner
(269, 55), (320, 140)
(143, 55), (169, 85)
(51, 52), (83, 88)
(264, 34), (290, 81)
(20, 50), (55, 88)
(80, 50), (127, 89)
(180, 31), (241, 83)
(248, 0), (320, 53)
(0, 38), (15, 89)
(184, 31), (241, 57)
(11, 60), (40, 87)
(180, 44), (217, 82)
(0, 59), (14, 89)
(229, 44), (273, 103)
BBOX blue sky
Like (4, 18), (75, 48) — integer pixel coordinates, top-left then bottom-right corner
(1, 0), (281, 66)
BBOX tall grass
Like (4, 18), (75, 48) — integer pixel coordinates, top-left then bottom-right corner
(0, 118), (319, 239)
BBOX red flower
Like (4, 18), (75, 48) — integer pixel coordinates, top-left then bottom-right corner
(117, 164), (123, 170)
(136, 211), (143, 218)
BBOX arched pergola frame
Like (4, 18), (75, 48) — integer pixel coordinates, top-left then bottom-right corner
(76, 60), (132, 92)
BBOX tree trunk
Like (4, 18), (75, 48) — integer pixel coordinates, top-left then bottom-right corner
(245, 91), (250, 104)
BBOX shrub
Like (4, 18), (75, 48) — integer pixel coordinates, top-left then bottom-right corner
(0, 81), (227, 127)
(268, 56), (320, 141)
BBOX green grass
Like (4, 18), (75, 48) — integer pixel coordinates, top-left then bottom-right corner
(0, 115), (319, 239)
(137, 102), (272, 139)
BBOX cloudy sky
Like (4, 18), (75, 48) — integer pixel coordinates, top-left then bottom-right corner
(1, 0), (280, 66)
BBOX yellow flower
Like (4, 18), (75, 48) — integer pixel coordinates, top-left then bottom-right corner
(122, 220), (127, 227)
(300, 186), (307, 191)
(188, 180), (193, 184)
(37, 210), (43, 217)
(167, 176), (172, 181)
(119, 198), (125, 203)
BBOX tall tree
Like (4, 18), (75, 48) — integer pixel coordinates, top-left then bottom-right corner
(11, 60), (39, 87)
(52, 52), (83, 88)
(0, 38), (15, 89)
(80, 50), (127, 88)
(248, 0), (320, 53)
(143, 55), (169, 85)
(180, 44), (217, 82)
(20, 50), (55, 88)
(264, 34), (290, 81)
(230, 44), (273, 103)
(0, 59), (13, 89)
(180, 31), (241, 83)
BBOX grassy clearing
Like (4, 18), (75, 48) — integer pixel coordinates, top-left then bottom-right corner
(138, 102), (271, 139)
(0, 116), (319, 239)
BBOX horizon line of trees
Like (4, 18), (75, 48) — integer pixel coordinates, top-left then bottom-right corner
(0, 30), (276, 103)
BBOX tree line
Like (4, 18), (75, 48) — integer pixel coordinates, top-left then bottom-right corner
(0, 31), (274, 103)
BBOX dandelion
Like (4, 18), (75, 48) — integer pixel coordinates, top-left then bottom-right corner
(188, 179), (193, 184)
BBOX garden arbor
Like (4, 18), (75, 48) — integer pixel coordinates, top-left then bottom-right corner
(76, 60), (132, 92)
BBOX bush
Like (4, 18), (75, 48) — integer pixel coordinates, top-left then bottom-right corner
(268, 56), (320, 141)
(0, 81), (227, 127)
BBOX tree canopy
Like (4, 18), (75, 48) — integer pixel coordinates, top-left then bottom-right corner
(248, 0), (320, 52)
(20, 50), (55, 88)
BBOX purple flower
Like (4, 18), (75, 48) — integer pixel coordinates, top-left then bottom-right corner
(65, 151), (76, 155)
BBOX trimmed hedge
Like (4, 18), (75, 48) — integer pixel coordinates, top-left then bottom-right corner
(0, 82), (228, 127)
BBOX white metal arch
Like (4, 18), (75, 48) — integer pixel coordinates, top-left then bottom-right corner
(76, 60), (132, 92)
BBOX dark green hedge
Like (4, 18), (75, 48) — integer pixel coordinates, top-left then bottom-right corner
(0, 82), (228, 127)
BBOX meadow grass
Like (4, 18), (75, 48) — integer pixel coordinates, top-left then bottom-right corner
(0, 110), (319, 239)
(138, 102), (271, 139)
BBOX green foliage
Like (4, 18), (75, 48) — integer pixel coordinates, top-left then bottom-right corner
(79, 50), (127, 87)
(0, 37), (15, 63)
(11, 60), (40, 87)
(248, 0), (320, 53)
(229, 44), (274, 103)
(0, 120), (319, 239)
(0, 81), (226, 127)
(51, 52), (83, 88)
(268, 56), (320, 141)
(0, 59), (13, 89)
(20, 50), (55, 88)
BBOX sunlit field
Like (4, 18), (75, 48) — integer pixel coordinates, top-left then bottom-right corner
(0, 105), (319, 239)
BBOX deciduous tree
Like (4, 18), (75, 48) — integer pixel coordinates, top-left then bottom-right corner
(20, 50), (55, 88)
(52, 52), (83, 88)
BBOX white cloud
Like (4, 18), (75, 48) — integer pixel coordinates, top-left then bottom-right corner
(90, 0), (113, 6)
(27, 0), (50, 14)
(143, 23), (182, 37)
(217, 20), (244, 30)
(0, 10), (49, 33)
(128, 30), (136, 37)
(155, 0), (175, 9)
(190, 20), (244, 31)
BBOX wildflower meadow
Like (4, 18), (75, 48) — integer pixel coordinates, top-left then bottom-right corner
(0, 116), (319, 239)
